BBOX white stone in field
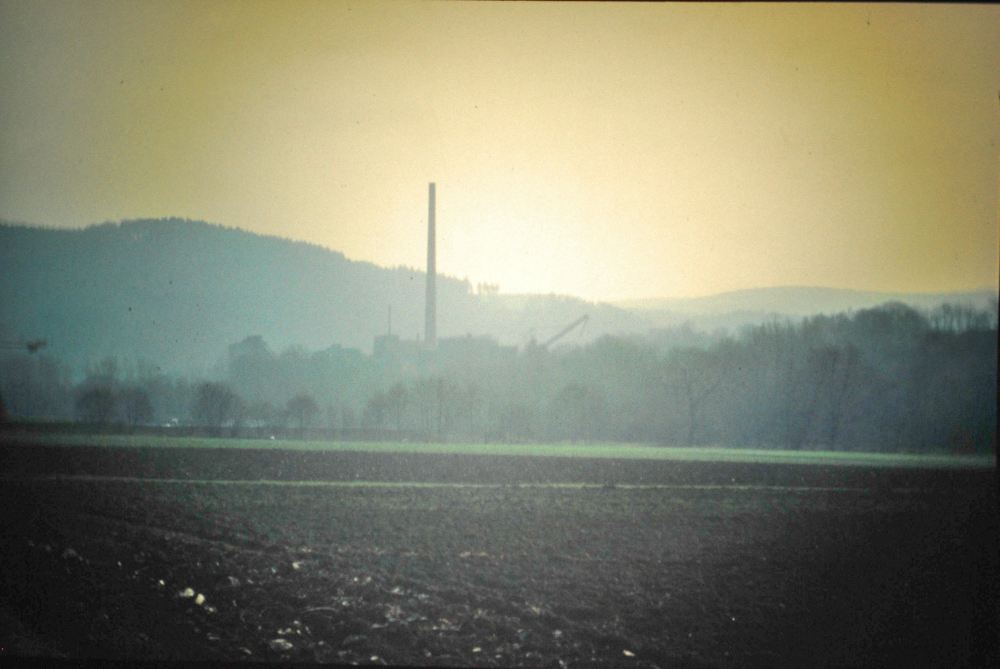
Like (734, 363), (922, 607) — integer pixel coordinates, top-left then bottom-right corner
(194, 594), (205, 605)
(269, 639), (293, 651)
(623, 650), (635, 657)
(178, 587), (195, 598)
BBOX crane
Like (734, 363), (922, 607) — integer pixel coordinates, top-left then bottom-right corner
(541, 315), (588, 349)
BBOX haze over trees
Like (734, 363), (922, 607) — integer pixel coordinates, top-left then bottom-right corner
(0, 220), (653, 377)
(2, 297), (996, 454)
(3, 219), (992, 378)
(192, 382), (240, 437)
(1, 219), (996, 454)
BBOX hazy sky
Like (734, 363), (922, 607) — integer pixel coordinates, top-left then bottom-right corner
(1, 2), (998, 301)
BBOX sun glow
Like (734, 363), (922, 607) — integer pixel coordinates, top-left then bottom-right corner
(1, 2), (997, 301)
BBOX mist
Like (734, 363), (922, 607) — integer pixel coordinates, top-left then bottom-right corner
(1, 4), (996, 666)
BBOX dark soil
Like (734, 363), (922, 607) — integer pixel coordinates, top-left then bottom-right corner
(0, 443), (996, 668)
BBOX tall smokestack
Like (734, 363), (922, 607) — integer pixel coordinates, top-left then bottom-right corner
(424, 182), (437, 348)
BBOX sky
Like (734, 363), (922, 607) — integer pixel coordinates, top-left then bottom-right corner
(1, 1), (998, 302)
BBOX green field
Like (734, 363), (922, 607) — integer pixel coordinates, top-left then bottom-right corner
(4, 432), (993, 469)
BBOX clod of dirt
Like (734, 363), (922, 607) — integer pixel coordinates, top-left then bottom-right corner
(313, 641), (338, 662)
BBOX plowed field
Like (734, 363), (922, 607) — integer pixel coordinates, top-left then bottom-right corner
(1, 443), (995, 668)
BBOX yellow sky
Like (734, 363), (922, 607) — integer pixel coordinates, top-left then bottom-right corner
(1, 1), (998, 301)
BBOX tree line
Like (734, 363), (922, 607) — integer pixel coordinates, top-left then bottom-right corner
(1, 301), (995, 454)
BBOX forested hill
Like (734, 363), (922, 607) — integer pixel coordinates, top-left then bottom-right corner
(3, 219), (995, 379)
(0, 220), (650, 375)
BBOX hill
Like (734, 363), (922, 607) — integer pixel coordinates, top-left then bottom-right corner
(4, 220), (993, 378)
(0, 220), (650, 376)
(616, 286), (997, 333)
(617, 286), (997, 315)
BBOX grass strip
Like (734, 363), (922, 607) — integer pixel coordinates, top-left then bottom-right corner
(3, 432), (994, 469)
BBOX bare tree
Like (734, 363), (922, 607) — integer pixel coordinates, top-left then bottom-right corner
(230, 394), (247, 437)
(85, 357), (120, 389)
(325, 401), (338, 435)
(492, 401), (533, 444)
(456, 380), (483, 442)
(553, 382), (594, 442)
(786, 346), (842, 450)
(340, 402), (357, 431)
(432, 376), (456, 441)
(666, 348), (728, 446)
(76, 386), (117, 426)
(75, 355), (121, 426)
(247, 399), (275, 438)
(192, 381), (239, 437)
(287, 393), (319, 438)
(385, 383), (408, 431)
(363, 392), (388, 431)
(120, 385), (153, 427)
(929, 303), (992, 333)
(821, 345), (861, 448)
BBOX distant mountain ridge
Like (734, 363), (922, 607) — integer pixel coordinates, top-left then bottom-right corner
(2, 219), (994, 377)
(616, 286), (998, 316)
(0, 219), (650, 376)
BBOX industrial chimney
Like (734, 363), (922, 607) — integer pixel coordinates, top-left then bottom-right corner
(424, 182), (437, 348)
